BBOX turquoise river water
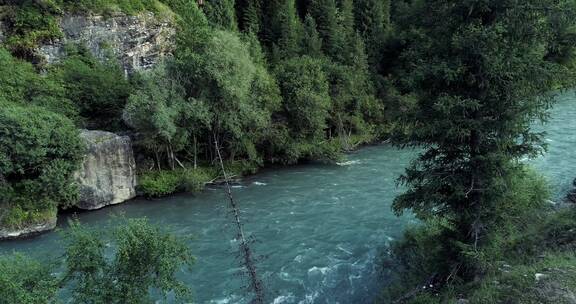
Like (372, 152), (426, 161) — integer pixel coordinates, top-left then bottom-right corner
(1, 91), (575, 303)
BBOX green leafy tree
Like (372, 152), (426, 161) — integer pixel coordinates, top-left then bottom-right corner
(275, 55), (330, 140)
(309, 0), (340, 59)
(270, 0), (303, 61)
(392, 0), (576, 281)
(354, 0), (390, 66)
(0, 218), (194, 304)
(161, 0), (208, 29)
(0, 102), (83, 228)
(0, 48), (79, 121)
(123, 64), (211, 170)
(63, 218), (194, 304)
(0, 254), (58, 304)
(545, 0), (576, 67)
(52, 46), (132, 130)
(175, 29), (280, 162)
(237, 0), (262, 33)
(324, 34), (382, 149)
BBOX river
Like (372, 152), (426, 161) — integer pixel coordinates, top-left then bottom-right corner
(1, 91), (574, 303)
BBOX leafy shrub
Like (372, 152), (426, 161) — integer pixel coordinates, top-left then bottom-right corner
(275, 56), (331, 139)
(138, 170), (182, 197)
(3, 2), (62, 61)
(180, 168), (215, 192)
(0, 218), (194, 304)
(0, 254), (59, 304)
(0, 102), (84, 227)
(63, 218), (194, 303)
(0, 48), (79, 121)
(0, 205), (57, 230)
(60, 0), (163, 14)
(52, 45), (132, 130)
(458, 253), (576, 304)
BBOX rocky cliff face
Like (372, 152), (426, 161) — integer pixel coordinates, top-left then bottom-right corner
(40, 12), (175, 74)
(75, 130), (137, 210)
(0, 12), (175, 73)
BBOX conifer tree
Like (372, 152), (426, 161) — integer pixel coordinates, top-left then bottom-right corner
(202, 0), (238, 31)
(354, 0), (390, 68)
(301, 14), (323, 58)
(273, 0), (303, 59)
(393, 0), (576, 280)
(309, 0), (340, 59)
(336, 0), (356, 64)
(244, 0), (262, 33)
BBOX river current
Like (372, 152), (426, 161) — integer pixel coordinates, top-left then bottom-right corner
(1, 91), (574, 303)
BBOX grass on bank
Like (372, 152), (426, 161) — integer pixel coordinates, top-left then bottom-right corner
(0, 205), (56, 230)
(137, 160), (261, 198)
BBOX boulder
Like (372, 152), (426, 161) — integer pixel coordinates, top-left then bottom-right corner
(75, 130), (137, 210)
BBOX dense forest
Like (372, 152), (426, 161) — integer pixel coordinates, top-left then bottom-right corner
(1, 0), (576, 303)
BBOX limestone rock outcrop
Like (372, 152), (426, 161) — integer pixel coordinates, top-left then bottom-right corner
(75, 130), (137, 210)
(0, 11), (174, 73)
(39, 12), (175, 74)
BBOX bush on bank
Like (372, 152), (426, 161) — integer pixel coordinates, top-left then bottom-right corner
(0, 102), (84, 228)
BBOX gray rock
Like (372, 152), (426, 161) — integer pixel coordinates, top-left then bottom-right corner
(535, 273), (549, 282)
(75, 130), (137, 210)
(38, 12), (175, 74)
(0, 214), (57, 240)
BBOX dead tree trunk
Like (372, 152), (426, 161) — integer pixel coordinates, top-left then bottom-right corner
(214, 138), (265, 304)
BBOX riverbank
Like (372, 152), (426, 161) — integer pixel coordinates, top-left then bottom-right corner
(136, 138), (391, 198)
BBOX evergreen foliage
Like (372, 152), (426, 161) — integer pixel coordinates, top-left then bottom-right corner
(275, 55), (330, 139)
(202, 0), (238, 30)
(301, 14), (322, 58)
(4, 1), (575, 302)
(51, 46), (133, 130)
(308, 0), (340, 60)
(389, 0), (576, 291)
